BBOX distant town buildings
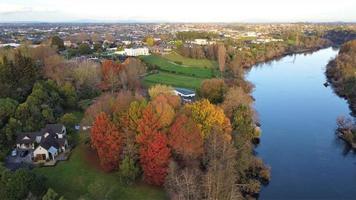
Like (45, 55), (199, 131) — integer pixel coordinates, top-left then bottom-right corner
(115, 47), (150, 56)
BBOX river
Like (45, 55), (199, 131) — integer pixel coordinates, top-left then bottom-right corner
(246, 47), (356, 199)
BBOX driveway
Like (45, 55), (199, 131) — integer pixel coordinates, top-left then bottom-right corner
(4, 149), (34, 171)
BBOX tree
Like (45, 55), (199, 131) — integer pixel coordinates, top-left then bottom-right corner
(165, 161), (202, 200)
(168, 114), (203, 162)
(60, 113), (78, 133)
(202, 127), (242, 200)
(42, 188), (59, 200)
(218, 44), (226, 76)
(118, 155), (140, 185)
(136, 106), (171, 186)
(148, 84), (175, 99)
(232, 105), (260, 141)
(145, 36), (155, 47)
(185, 99), (232, 139)
(51, 36), (65, 51)
(91, 112), (122, 171)
(100, 60), (125, 93)
(221, 87), (253, 119)
(122, 58), (146, 90)
(199, 78), (227, 104)
(150, 95), (176, 128)
(78, 43), (92, 55)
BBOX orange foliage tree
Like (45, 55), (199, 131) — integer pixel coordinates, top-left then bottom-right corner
(136, 105), (171, 185)
(168, 113), (203, 161)
(91, 112), (123, 172)
(100, 60), (125, 92)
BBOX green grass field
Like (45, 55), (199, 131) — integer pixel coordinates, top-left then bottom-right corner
(143, 72), (204, 89)
(34, 145), (166, 200)
(162, 52), (217, 69)
(141, 55), (217, 79)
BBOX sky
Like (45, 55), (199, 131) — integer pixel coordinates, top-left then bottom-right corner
(0, 0), (355, 23)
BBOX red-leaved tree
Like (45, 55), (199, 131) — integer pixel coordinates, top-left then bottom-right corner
(91, 112), (122, 171)
(136, 105), (171, 185)
(169, 114), (203, 162)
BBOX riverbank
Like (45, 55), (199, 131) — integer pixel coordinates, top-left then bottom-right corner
(325, 40), (356, 116)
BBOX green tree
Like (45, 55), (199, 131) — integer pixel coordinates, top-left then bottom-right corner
(118, 155), (140, 185)
(60, 113), (78, 133)
(78, 43), (92, 55)
(42, 188), (59, 200)
(51, 36), (65, 51)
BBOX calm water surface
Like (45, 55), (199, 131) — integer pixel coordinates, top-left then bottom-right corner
(246, 48), (356, 200)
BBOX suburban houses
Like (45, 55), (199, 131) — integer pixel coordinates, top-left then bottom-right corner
(15, 124), (69, 163)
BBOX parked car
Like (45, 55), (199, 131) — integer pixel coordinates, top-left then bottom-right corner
(11, 149), (17, 157)
(19, 150), (29, 158)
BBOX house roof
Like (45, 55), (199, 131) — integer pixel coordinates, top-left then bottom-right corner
(16, 124), (66, 149)
(175, 88), (195, 96)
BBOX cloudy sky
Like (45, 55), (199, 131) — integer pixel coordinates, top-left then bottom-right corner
(0, 0), (355, 22)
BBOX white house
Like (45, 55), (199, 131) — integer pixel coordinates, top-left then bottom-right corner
(117, 47), (150, 57)
(192, 39), (208, 45)
(174, 88), (196, 103)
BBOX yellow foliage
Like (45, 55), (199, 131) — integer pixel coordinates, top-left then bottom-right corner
(185, 99), (232, 139)
(148, 84), (175, 99)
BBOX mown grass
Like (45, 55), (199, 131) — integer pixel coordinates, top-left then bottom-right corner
(162, 52), (217, 69)
(143, 72), (204, 89)
(34, 145), (166, 200)
(141, 55), (217, 79)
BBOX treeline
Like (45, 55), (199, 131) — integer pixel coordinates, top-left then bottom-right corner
(176, 31), (219, 41)
(324, 29), (356, 46)
(326, 40), (356, 115)
(83, 83), (269, 199)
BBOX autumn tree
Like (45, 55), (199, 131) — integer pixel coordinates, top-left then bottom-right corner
(122, 57), (146, 90)
(185, 99), (232, 139)
(150, 94), (176, 128)
(148, 84), (175, 99)
(165, 161), (203, 200)
(218, 44), (226, 76)
(199, 78), (227, 104)
(221, 87), (253, 119)
(91, 112), (122, 171)
(168, 113), (203, 162)
(145, 36), (155, 47)
(136, 105), (171, 186)
(101, 60), (121, 93)
(202, 127), (242, 200)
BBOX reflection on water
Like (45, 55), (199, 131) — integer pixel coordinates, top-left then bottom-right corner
(246, 48), (356, 199)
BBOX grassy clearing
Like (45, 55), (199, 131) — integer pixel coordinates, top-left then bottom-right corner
(143, 72), (204, 89)
(162, 52), (217, 69)
(141, 55), (217, 79)
(34, 145), (166, 200)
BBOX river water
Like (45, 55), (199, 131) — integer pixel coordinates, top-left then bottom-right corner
(246, 47), (356, 199)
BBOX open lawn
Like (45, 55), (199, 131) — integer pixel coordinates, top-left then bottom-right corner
(34, 145), (166, 200)
(143, 72), (204, 89)
(162, 52), (217, 69)
(141, 55), (218, 78)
